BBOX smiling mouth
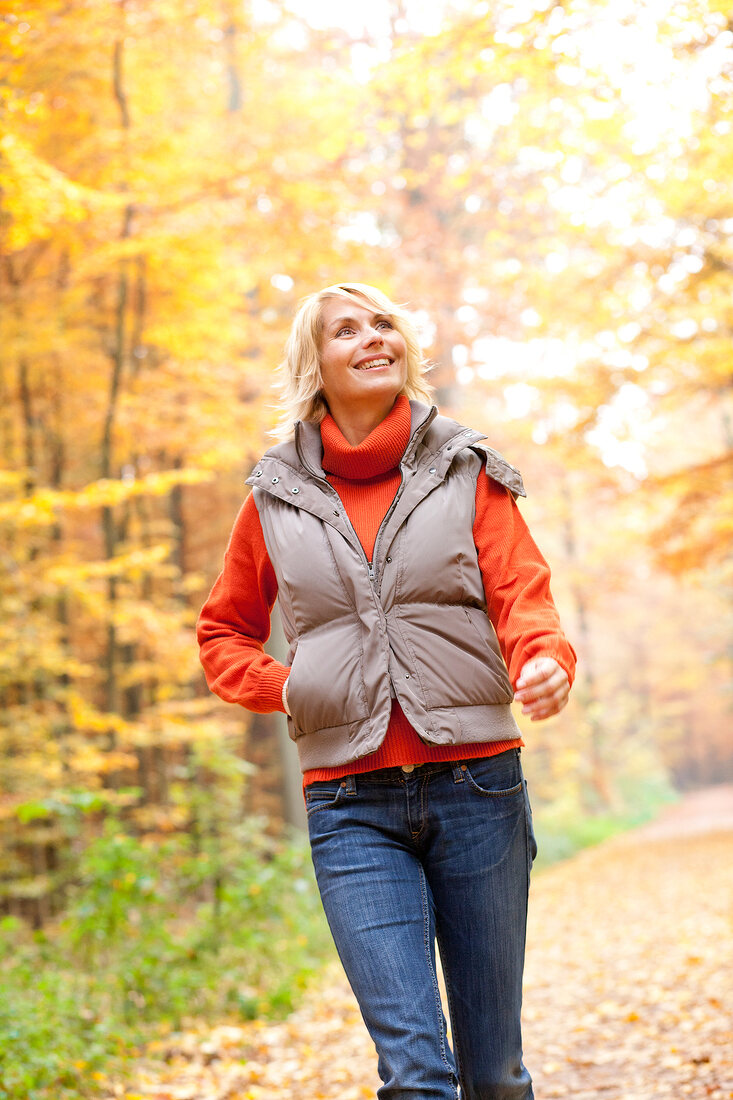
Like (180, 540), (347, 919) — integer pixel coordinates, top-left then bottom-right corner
(353, 357), (392, 371)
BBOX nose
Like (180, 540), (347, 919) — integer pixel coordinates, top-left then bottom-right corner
(362, 324), (384, 346)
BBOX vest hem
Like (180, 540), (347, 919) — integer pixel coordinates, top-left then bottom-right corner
(293, 703), (522, 772)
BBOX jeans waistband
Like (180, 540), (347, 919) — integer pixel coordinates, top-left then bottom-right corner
(322, 750), (519, 792)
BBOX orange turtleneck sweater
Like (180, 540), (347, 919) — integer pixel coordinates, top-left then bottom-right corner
(197, 396), (576, 785)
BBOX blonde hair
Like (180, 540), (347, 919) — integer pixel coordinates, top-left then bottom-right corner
(270, 283), (433, 440)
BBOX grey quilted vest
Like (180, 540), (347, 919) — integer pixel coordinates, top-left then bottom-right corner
(246, 401), (527, 772)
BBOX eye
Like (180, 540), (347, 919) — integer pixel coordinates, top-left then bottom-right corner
(376, 319), (394, 330)
(335, 326), (355, 337)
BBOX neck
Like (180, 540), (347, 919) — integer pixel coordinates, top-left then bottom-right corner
(326, 397), (399, 446)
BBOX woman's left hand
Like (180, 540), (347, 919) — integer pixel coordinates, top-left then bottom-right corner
(514, 657), (570, 721)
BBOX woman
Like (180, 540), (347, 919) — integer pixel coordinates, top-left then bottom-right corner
(197, 282), (575, 1100)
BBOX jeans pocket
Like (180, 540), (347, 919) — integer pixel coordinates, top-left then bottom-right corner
(304, 779), (345, 816)
(461, 751), (523, 798)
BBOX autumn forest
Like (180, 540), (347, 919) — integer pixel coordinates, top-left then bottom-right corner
(1, 0), (732, 1095)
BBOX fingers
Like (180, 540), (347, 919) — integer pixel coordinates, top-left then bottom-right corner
(514, 658), (570, 721)
(516, 678), (568, 720)
(515, 656), (557, 689)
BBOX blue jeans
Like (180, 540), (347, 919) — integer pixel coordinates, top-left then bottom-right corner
(306, 749), (536, 1100)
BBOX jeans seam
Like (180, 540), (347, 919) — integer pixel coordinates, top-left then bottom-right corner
(435, 927), (463, 1099)
(523, 779), (536, 886)
(419, 865), (457, 1096)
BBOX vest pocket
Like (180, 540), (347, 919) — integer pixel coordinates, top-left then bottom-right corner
(285, 614), (370, 737)
(391, 603), (514, 708)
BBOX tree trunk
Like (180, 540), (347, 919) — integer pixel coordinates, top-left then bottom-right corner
(102, 29), (135, 724)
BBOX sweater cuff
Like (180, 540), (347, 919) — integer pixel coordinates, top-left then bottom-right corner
(553, 641), (577, 688)
(256, 662), (291, 713)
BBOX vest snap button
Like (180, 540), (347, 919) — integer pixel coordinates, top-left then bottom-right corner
(333, 510), (339, 516)
(291, 487), (299, 494)
(405, 673), (410, 679)
(255, 470), (262, 477)
(271, 477), (279, 483)
(386, 556), (392, 563)
(429, 467), (437, 474)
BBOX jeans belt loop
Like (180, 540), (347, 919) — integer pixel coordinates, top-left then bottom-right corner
(451, 762), (465, 784)
(343, 774), (357, 796)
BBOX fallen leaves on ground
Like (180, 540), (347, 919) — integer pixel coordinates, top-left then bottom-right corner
(103, 788), (733, 1100)
(100, 976), (379, 1100)
(523, 791), (733, 1100)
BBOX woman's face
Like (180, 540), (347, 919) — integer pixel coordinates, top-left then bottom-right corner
(318, 296), (408, 426)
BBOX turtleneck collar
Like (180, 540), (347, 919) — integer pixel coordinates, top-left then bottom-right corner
(320, 395), (412, 480)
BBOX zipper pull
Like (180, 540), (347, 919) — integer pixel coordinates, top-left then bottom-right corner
(368, 561), (375, 581)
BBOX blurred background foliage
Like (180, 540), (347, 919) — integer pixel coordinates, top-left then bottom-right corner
(1, 0), (732, 1094)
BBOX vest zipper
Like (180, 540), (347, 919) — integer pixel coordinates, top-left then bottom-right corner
(368, 413), (444, 592)
(293, 407), (440, 593)
(371, 427), (476, 589)
(371, 468), (406, 594)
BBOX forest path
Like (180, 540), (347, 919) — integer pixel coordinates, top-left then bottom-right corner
(107, 786), (733, 1100)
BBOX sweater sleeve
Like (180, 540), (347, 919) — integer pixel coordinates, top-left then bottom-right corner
(196, 492), (290, 712)
(473, 472), (577, 689)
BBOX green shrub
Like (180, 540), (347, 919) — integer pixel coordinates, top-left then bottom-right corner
(0, 825), (334, 1100)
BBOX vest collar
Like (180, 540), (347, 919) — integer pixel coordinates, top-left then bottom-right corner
(293, 400), (441, 481)
(248, 401), (525, 502)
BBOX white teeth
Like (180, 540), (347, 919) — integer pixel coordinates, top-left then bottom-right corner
(355, 358), (390, 370)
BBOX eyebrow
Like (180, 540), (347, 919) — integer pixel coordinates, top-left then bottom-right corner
(325, 312), (392, 333)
